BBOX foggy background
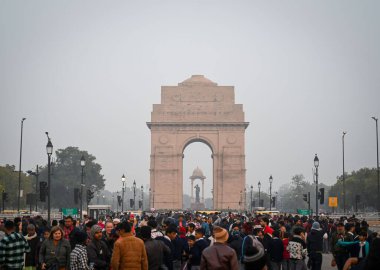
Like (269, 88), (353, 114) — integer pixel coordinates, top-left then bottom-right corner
(1, 1), (379, 200)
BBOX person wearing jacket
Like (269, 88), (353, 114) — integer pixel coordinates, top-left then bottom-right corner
(39, 226), (71, 270)
(140, 226), (171, 270)
(336, 231), (369, 270)
(25, 224), (39, 270)
(70, 231), (89, 270)
(200, 226), (239, 270)
(87, 225), (111, 270)
(268, 230), (284, 270)
(227, 225), (243, 259)
(306, 222), (324, 270)
(287, 227), (307, 270)
(281, 232), (291, 270)
(111, 221), (148, 270)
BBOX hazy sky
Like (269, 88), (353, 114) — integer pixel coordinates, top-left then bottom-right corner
(1, 1), (379, 199)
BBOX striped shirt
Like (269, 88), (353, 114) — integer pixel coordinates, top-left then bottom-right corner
(0, 232), (31, 269)
(70, 244), (89, 270)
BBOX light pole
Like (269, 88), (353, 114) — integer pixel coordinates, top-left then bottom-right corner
(250, 185), (253, 212)
(133, 180), (136, 211)
(258, 181), (261, 207)
(372, 117), (379, 213)
(17, 117), (26, 213)
(116, 191), (119, 213)
(314, 154), (319, 217)
(121, 174), (125, 212)
(141, 185), (144, 210)
(342, 132), (347, 214)
(46, 135), (53, 223)
(269, 175), (273, 211)
(149, 188), (151, 209)
(80, 155), (85, 219)
(27, 165), (39, 212)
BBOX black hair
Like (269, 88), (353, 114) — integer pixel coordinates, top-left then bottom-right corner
(117, 221), (131, 233)
(5, 220), (15, 230)
(188, 223), (195, 229)
(195, 228), (205, 235)
(293, 227), (304, 235)
(147, 220), (158, 229)
(165, 225), (178, 234)
(140, 226), (152, 240)
(64, 216), (74, 221)
(273, 230), (280, 238)
(261, 217), (269, 225)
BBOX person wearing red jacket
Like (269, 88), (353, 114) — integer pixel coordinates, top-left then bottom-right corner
(281, 232), (290, 270)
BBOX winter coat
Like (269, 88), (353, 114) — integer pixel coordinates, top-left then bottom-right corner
(111, 233), (148, 270)
(200, 242), (239, 270)
(25, 234), (39, 266)
(39, 238), (71, 269)
(87, 239), (111, 270)
(287, 235), (307, 260)
(306, 229), (324, 254)
(144, 238), (170, 270)
(268, 237), (284, 262)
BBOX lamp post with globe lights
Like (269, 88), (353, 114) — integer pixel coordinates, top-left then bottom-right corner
(121, 174), (126, 212)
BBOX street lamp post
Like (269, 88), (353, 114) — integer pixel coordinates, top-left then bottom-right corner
(269, 175), (273, 211)
(258, 181), (261, 207)
(80, 155), (85, 219)
(116, 191), (119, 213)
(27, 165), (39, 212)
(372, 117), (379, 213)
(46, 136), (53, 223)
(17, 118), (26, 213)
(314, 154), (319, 217)
(133, 180), (136, 211)
(250, 185), (253, 212)
(342, 132), (347, 214)
(141, 185), (144, 210)
(121, 175), (125, 213)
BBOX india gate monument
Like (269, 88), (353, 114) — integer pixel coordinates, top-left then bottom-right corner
(147, 75), (249, 210)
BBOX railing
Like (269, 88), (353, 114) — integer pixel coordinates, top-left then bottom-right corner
(0, 213), (63, 220)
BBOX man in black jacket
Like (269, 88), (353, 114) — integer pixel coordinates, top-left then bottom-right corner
(87, 225), (111, 270)
(268, 230), (284, 270)
(307, 222), (324, 270)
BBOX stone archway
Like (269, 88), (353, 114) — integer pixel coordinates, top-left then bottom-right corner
(147, 75), (249, 210)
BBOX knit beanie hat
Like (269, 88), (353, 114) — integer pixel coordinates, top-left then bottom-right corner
(312, 222), (321, 230)
(91, 225), (102, 238)
(213, 226), (229, 243)
(243, 235), (265, 263)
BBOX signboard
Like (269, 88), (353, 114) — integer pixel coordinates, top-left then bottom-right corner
(297, 209), (311, 215)
(62, 208), (78, 216)
(329, 197), (338, 207)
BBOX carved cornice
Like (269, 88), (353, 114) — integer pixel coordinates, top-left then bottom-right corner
(147, 122), (249, 130)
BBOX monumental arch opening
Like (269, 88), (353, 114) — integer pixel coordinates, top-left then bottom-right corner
(147, 75), (249, 210)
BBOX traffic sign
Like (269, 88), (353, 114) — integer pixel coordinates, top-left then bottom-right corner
(328, 197), (338, 207)
(62, 208), (78, 216)
(297, 209), (311, 215)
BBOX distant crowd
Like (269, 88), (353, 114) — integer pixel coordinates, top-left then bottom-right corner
(0, 211), (379, 270)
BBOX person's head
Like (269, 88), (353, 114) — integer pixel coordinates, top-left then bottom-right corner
(188, 223), (195, 233)
(293, 227), (305, 237)
(187, 235), (195, 247)
(295, 219), (303, 226)
(358, 231), (367, 242)
(345, 223), (355, 233)
(213, 226), (229, 244)
(4, 220), (15, 234)
(91, 225), (103, 240)
(64, 216), (74, 228)
(74, 231), (88, 245)
(195, 228), (204, 239)
(337, 222), (345, 234)
(272, 230), (280, 238)
(243, 236), (268, 270)
(43, 228), (51, 239)
(178, 215), (184, 221)
(283, 232), (289, 239)
(112, 218), (121, 227)
(260, 217), (269, 227)
(147, 220), (158, 229)
(116, 221), (132, 234)
(166, 225), (178, 240)
(140, 226), (152, 241)
(27, 224), (36, 236)
(312, 222), (321, 231)
(50, 226), (64, 241)
(231, 223), (240, 235)
(105, 221), (114, 235)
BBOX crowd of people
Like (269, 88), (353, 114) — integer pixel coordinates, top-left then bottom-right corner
(0, 211), (379, 270)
